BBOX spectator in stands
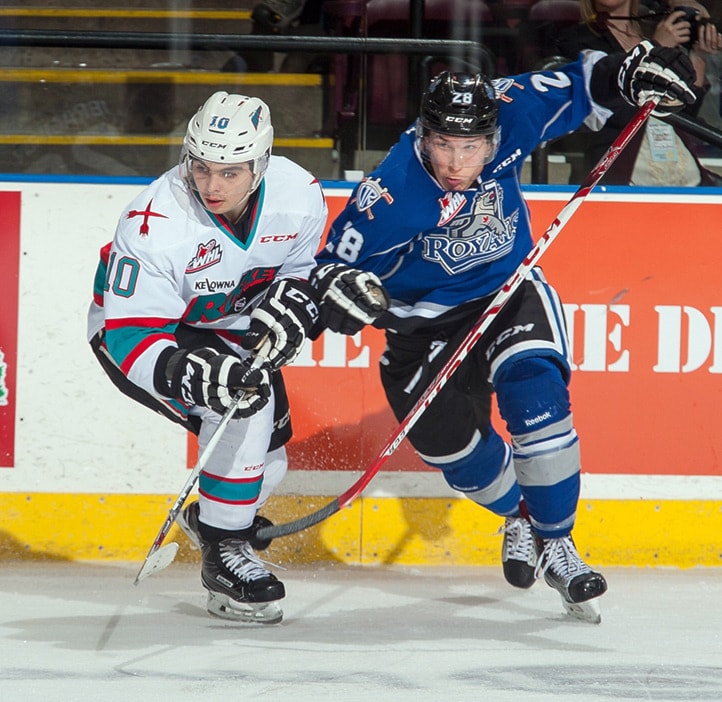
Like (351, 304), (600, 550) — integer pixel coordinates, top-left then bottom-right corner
(226, 0), (326, 72)
(251, 0), (319, 32)
(556, 0), (722, 185)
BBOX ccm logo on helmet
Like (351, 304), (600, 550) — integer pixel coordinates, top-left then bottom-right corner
(444, 116), (475, 125)
(202, 141), (227, 149)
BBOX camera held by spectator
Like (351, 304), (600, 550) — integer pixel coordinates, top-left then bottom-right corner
(670, 6), (715, 48)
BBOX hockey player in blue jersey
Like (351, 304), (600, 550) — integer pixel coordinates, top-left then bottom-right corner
(304, 41), (697, 622)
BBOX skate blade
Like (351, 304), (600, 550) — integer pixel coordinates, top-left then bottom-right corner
(561, 597), (601, 624)
(206, 591), (283, 625)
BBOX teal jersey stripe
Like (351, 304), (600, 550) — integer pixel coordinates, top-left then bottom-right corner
(105, 321), (176, 367)
(199, 472), (263, 504)
(160, 395), (190, 418)
(92, 257), (107, 300)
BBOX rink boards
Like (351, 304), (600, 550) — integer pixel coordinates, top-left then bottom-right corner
(1, 179), (721, 567)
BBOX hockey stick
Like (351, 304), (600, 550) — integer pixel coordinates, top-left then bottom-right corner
(133, 375), (262, 584)
(255, 97), (660, 543)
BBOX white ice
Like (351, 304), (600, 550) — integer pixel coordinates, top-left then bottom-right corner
(1, 562), (720, 701)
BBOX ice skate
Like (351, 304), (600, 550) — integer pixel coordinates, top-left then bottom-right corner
(200, 537), (285, 624)
(501, 515), (537, 589)
(251, 0), (305, 32)
(178, 503), (285, 623)
(178, 500), (275, 551)
(535, 535), (607, 624)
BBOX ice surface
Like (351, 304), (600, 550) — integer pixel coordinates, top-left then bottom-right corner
(0, 562), (720, 701)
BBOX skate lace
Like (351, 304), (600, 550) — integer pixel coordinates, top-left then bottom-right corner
(501, 517), (535, 560)
(219, 539), (274, 582)
(534, 536), (591, 581)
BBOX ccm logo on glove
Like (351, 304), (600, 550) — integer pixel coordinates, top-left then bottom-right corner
(241, 278), (319, 370)
(158, 346), (271, 419)
(618, 40), (696, 114)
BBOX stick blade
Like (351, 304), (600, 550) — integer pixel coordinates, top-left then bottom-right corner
(133, 542), (179, 585)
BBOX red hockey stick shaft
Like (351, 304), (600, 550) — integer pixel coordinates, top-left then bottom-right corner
(255, 97), (659, 541)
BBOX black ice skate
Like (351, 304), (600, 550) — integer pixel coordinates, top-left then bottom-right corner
(501, 515), (537, 589)
(251, 0), (305, 32)
(535, 535), (608, 624)
(177, 502), (285, 624)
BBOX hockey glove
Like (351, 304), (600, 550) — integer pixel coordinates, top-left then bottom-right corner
(161, 347), (271, 418)
(240, 278), (320, 370)
(618, 40), (696, 114)
(310, 263), (390, 335)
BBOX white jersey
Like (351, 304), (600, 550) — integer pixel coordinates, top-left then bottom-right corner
(88, 155), (327, 398)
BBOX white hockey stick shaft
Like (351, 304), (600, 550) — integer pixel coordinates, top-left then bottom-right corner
(134, 359), (266, 584)
(255, 96), (660, 542)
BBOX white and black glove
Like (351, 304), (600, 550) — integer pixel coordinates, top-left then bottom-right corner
(618, 40), (696, 114)
(310, 263), (390, 335)
(158, 347), (271, 418)
(240, 278), (319, 370)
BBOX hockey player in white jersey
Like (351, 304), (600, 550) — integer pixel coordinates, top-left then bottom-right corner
(88, 91), (328, 623)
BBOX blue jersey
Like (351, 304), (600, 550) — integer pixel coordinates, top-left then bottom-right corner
(318, 52), (611, 333)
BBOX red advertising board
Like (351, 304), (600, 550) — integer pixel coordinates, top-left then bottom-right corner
(179, 190), (722, 480)
(281, 192), (722, 478)
(526, 196), (722, 476)
(0, 191), (20, 467)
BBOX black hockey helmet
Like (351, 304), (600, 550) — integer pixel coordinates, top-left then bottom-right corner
(416, 71), (501, 169)
(418, 71), (499, 137)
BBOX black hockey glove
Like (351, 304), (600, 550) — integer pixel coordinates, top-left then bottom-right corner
(159, 347), (271, 418)
(618, 40), (696, 114)
(240, 278), (319, 370)
(310, 263), (390, 335)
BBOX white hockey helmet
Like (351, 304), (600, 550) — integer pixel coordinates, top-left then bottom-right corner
(182, 91), (273, 194)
